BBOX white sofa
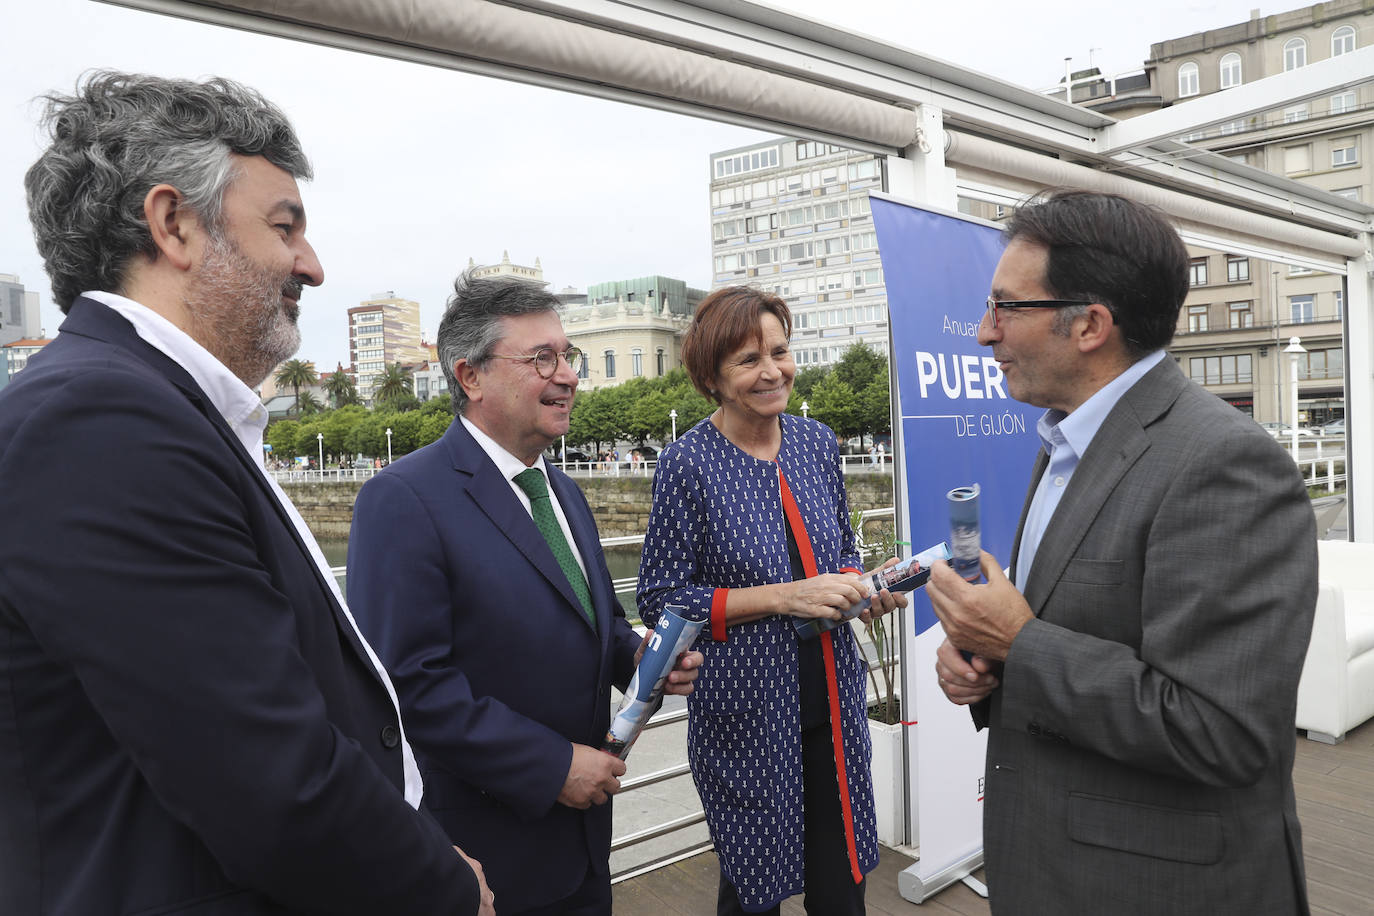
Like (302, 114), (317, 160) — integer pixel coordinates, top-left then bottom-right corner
(1295, 540), (1374, 743)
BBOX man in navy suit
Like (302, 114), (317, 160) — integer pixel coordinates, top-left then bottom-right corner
(348, 272), (702, 915)
(0, 72), (490, 915)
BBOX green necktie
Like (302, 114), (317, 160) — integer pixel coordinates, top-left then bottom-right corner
(514, 468), (595, 628)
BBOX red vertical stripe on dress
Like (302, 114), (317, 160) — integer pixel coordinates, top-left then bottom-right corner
(776, 466), (864, 885)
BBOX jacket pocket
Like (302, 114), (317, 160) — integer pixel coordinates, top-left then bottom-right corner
(1059, 558), (1123, 587)
(1069, 792), (1223, 865)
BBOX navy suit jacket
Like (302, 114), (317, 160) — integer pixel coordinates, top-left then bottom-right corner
(348, 417), (641, 913)
(0, 298), (477, 915)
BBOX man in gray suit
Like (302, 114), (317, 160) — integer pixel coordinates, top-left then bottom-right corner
(927, 189), (1317, 914)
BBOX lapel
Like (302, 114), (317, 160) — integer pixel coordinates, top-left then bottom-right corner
(1020, 359), (1187, 613)
(442, 420), (599, 634)
(59, 298), (389, 689)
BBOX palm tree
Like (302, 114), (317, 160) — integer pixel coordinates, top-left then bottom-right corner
(274, 359), (318, 416)
(296, 391), (324, 416)
(322, 368), (358, 408)
(371, 363), (413, 404)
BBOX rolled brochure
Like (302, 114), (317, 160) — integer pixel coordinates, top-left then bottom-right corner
(602, 606), (704, 760)
(948, 484), (982, 583)
(793, 540), (952, 640)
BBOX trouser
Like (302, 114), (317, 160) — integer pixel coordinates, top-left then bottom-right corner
(716, 723), (866, 916)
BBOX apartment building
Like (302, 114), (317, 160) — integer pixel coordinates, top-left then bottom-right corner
(1054, 1), (1371, 426)
(0, 274), (42, 347)
(707, 139), (888, 367)
(347, 292), (427, 403)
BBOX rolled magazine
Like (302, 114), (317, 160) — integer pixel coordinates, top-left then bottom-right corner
(948, 484), (982, 583)
(793, 540), (952, 640)
(602, 606), (704, 760)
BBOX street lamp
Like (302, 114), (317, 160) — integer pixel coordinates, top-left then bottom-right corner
(316, 432), (324, 471)
(801, 400), (810, 419)
(669, 408), (677, 442)
(385, 427), (392, 464)
(1283, 336), (1306, 460)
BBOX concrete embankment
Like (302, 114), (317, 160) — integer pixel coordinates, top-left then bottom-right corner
(282, 472), (898, 542)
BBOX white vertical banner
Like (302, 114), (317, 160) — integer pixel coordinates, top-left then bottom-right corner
(868, 194), (1040, 901)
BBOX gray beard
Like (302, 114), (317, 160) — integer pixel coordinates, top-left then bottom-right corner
(184, 234), (301, 388)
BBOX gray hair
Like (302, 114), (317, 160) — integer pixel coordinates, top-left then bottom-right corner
(438, 269), (564, 415)
(24, 70), (312, 312)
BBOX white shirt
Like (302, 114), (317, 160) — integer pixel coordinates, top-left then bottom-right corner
(85, 290), (424, 809)
(1015, 350), (1166, 591)
(459, 415), (590, 584)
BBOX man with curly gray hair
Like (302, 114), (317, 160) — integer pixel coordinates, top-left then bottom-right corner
(0, 71), (492, 915)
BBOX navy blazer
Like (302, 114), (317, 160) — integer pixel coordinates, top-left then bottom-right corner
(0, 298), (477, 915)
(348, 417), (641, 913)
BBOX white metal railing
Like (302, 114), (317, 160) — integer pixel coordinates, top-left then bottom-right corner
(277, 454), (893, 483)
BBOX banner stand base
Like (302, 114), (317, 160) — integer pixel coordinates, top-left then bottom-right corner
(896, 850), (984, 904)
(962, 873), (989, 898)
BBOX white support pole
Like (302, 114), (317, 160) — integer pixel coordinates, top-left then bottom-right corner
(885, 104), (957, 211)
(1345, 245), (1374, 543)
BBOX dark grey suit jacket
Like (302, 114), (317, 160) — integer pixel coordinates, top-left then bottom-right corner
(979, 358), (1316, 915)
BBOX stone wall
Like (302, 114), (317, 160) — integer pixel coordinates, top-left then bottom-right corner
(282, 471), (897, 541)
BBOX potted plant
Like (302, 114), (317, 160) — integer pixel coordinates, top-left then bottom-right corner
(849, 508), (908, 846)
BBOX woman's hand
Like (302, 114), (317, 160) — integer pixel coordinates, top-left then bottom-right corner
(858, 556), (910, 625)
(780, 573), (866, 620)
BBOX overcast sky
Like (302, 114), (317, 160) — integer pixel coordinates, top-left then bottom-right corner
(1, 0), (1269, 369)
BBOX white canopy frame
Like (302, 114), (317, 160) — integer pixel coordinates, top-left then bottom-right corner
(97, 0), (1374, 537)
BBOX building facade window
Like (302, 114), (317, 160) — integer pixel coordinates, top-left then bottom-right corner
(1219, 52), (1242, 88)
(1335, 291), (1343, 318)
(1189, 258), (1208, 286)
(1178, 62), (1199, 97)
(1298, 347), (1343, 380)
(656, 348), (665, 376)
(1229, 301), (1253, 328)
(1189, 354), (1252, 385)
(578, 357), (590, 380)
(603, 350), (616, 378)
(1332, 25), (1356, 56)
(1187, 304), (1209, 331)
(1226, 255), (1250, 282)
(1331, 91), (1356, 115)
(1283, 37), (1306, 71)
(1284, 144), (1312, 174)
(1289, 294), (1315, 323)
(1332, 141), (1358, 167)
(631, 348), (643, 378)
(1283, 105), (1309, 123)
(1332, 187), (1361, 201)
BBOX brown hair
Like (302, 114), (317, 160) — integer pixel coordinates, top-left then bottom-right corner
(681, 286), (793, 404)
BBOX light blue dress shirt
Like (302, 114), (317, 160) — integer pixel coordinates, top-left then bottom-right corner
(1014, 350), (1167, 591)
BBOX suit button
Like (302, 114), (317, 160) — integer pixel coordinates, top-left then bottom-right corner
(380, 725), (401, 749)
(1027, 722), (1042, 736)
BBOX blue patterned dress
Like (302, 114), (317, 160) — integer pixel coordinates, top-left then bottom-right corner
(637, 413), (879, 911)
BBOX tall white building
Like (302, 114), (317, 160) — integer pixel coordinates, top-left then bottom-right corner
(347, 292), (427, 403)
(708, 139), (888, 367)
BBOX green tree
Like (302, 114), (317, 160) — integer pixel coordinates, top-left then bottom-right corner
(273, 359), (317, 416)
(833, 342), (884, 394)
(296, 391), (324, 416)
(860, 364), (892, 440)
(265, 419), (300, 460)
(321, 369), (359, 408)
(791, 366), (827, 405)
(808, 372), (862, 440)
(376, 389), (421, 413)
(371, 363), (413, 404)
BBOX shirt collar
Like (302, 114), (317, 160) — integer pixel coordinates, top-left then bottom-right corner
(459, 414), (549, 481)
(1037, 350), (1167, 459)
(84, 290), (269, 441)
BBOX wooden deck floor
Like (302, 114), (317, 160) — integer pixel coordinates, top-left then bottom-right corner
(613, 718), (1374, 914)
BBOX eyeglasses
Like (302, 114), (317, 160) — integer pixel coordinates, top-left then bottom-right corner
(985, 297), (1093, 328)
(488, 346), (584, 379)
